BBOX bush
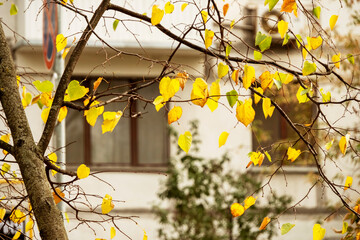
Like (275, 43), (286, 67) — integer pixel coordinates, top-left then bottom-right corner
(153, 121), (291, 240)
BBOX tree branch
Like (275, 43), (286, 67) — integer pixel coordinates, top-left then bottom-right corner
(37, 0), (111, 153)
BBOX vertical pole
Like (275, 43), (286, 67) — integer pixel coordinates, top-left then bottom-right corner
(52, 3), (66, 213)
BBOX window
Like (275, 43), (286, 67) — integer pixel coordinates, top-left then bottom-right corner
(252, 83), (315, 165)
(65, 78), (169, 168)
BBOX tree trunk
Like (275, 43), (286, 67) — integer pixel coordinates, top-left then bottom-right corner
(0, 22), (68, 240)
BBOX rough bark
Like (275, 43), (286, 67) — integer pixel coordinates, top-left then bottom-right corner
(0, 23), (68, 239)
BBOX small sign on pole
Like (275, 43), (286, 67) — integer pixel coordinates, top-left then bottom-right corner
(43, 0), (57, 70)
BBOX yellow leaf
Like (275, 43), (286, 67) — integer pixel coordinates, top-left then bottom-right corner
(230, 203), (244, 217)
(178, 131), (192, 153)
(206, 79), (220, 112)
(143, 230), (148, 240)
(0, 208), (6, 220)
(325, 139), (334, 150)
(85, 101), (104, 126)
(201, 10), (208, 23)
(58, 106), (68, 123)
(281, 0), (297, 17)
(52, 187), (65, 205)
(302, 44), (311, 59)
(93, 77), (103, 91)
(287, 147), (301, 162)
(329, 15), (338, 30)
(332, 53), (341, 69)
(21, 86), (32, 108)
(62, 47), (70, 59)
(260, 71), (273, 90)
(1, 134), (11, 155)
(191, 78), (209, 107)
(313, 223), (326, 240)
(25, 219), (34, 232)
(176, 72), (189, 90)
(230, 19), (235, 29)
(219, 132), (229, 148)
(168, 106), (182, 124)
(273, 72), (293, 84)
(110, 226), (116, 239)
(204, 29), (214, 49)
(39, 92), (53, 107)
(102, 111), (123, 134)
(56, 34), (67, 52)
(278, 20), (288, 39)
(16, 75), (20, 87)
(249, 151), (265, 166)
(48, 152), (57, 164)
(10, 209), (26, 224)
(64, 212), (69, 223)
(339, 133), (350, 155)
(253, 87), (263, 104)
(262, 98), (275, 119)
(41, 107), (51, 124)
(77, 164), (90, 179)
(243, 65), (255, 90)
(223, 3), (229, 16)
(218, 62), (229, 79)
(244, 196), (256, 210)
(159, 77), (180, 101)
(153, 95), (165, 111)
(236, 98), (255, 127)
(12, 230), (21, 240)
(231, 70), (239, 85)
(296, 86), (310, 103)
(309, 36), (323, 50)
(181, 3), (188, 11)
(1, 163), (10, 176)
(151, 5), (164, 25)
(102, 194), (114, 214)
(259, 216), (271, 230)
(165, 2), (174, 14)
(344, 176), (353, 190)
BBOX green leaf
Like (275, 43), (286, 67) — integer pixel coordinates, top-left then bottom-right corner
(66, 80), (89, 101)
(113, 19), (119, 31)
(254, 50), (262, 61)
(273, 79), (282, 90)
(255, 32), (267, 46)
(282, 33), (290, 46)
(281, 223), (295, 235)
(302, 61), (317, 76)
(10, 4), (18, 15)
(33, 80), (54, 93)
(347, 54), (355, 64)
(295, 34), (302, 48)
(265, 151), (272, 162)
(226, 43), (232, 58)
(300, 88), (309, 96)
(267, 0), (279, 11)
(255, 32), (272, 52)
(226, 90), (238, 108)
(342, 221), (348, 234)
(313, 6), (321, 19)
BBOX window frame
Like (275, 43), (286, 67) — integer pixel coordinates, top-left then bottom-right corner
(66, 77), (170, 169)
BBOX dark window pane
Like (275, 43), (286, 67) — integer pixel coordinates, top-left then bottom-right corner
(137, 84), (168, 165)
(66, 110), (84, 165)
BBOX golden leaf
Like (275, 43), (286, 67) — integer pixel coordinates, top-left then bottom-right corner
(243, 65), (255, 90)
(219, 132), (229, 148)
(151, 5), (164, 25)
(168, 106), (183, 124)
(191, 78), (209, 107)
(236, 98), (255, 127)
(230, 203), (245, 217)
